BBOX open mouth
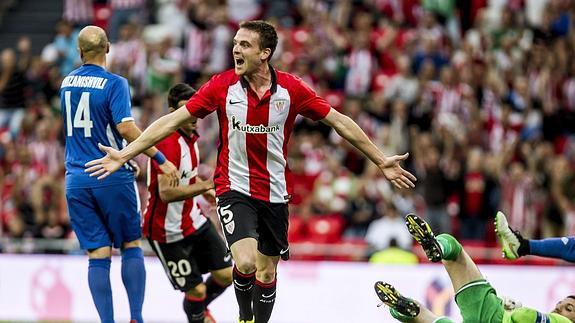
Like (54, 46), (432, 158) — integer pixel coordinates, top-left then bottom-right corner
(235, 58), (245, 67)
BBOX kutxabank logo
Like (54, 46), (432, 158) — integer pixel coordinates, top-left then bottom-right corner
(231, 116), (280, 134)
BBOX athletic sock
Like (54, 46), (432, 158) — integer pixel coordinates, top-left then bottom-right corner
(530, 237), (575, 262)
(183, 294), (206, 323)
(389, 308), (414, 322)
(436, 234), (462, 261)
(233, 266), (255, 321)
(253, 278), (276, 323)
(204, 275), (229, 306)
(518, 238), (530, 257)
(121, 247), (146, 323)
(88, 258), (114, 323)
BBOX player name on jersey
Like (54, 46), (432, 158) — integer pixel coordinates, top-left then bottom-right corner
(61, 75), (108, 89)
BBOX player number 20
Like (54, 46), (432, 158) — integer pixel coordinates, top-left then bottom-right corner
(167, 259), (192, 277)
(64, 91), (94, 137)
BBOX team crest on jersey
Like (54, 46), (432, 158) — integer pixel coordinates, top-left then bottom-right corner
(273, 99), (287, 113)
(225, 222), (235, 234)
(176, 277), (186, 287)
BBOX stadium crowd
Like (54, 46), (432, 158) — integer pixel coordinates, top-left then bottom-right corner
(0, 0), (574, 261)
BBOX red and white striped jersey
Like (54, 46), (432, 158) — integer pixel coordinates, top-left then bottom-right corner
(143, 131), (207, 243)
(186, 67), (331, 203)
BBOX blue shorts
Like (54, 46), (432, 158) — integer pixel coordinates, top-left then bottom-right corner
(66, 182), (141, 250)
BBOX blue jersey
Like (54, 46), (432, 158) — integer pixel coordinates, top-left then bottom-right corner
(61, 64), (135, 188)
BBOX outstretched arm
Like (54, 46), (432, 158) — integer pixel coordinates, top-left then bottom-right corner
(117, 120), (179, 186)
(320, 108), (417, 189)
(86, 107), (194, 179)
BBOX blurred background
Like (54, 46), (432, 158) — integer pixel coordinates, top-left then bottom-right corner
(0, 0), (575, 321)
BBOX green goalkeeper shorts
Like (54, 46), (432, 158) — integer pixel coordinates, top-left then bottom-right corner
(454, 279), (505, 323)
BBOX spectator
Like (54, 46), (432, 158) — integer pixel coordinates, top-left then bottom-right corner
(182, 3), (211, 87)
(365, 202), (413, 251)
(368, 237), (418, 264)
(205, 6), (233, 74)
(0, 48), (27, 136)
(53, 20), (81, 76)
(383, 55), (419, 106)
(145, 37), (182, 95)
(458, 147), (489, 240)
(108, 23), (146, 96)
(107, 0), (146, 42)
(342, 183), (378, 239)
(63, 0), (94, 28)
(417, 144), (452, 234)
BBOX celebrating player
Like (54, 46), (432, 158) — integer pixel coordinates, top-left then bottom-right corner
(61, 26), (178, 323)
(143, 83), (232, 323)
(496, 211), (575, 262)
(374, 214), (575, 323)
(85, 20), (416, 323)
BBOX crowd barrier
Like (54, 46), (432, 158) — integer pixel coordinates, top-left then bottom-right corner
(0, 254), (573, 322)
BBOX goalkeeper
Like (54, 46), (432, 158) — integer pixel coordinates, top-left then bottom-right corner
(374, 213), (575, 323)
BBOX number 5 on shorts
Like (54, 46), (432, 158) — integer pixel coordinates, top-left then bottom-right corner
(217, 205), (235, 234)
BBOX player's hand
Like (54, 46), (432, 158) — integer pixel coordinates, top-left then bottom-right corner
(202, 188), (216, 206)
(201, 179), (216, 205)
(501, 296), (522, 310)
(158, 160), (179, 187)
(85, 143), (126, 180)
(379, 153), (417, 189)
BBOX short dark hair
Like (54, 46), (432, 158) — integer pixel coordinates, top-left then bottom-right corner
(167, 83), (196, 109)
(239, 20), (278, 59)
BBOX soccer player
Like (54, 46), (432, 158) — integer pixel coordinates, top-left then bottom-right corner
(374, 213), (575, 323)
(61, 26), (178, 323)
(85, 20), (417, 323)
(143, 83), (232, 323)
(496, 211), (575, 262)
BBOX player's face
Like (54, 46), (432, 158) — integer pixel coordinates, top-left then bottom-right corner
(232, 28), (269, 76)
(552, 297), (575, 321)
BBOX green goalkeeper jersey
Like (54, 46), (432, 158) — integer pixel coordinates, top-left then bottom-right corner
(503, 307), (571, 323)
(432, 307), (571, 323)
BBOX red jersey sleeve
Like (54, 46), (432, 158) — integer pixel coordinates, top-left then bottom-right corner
(293, 77), (332, 121)
(185, 74), (223, 118)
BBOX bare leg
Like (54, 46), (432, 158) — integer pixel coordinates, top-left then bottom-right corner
(441, 247), (484, 293)
(411, 301), (442, 323)
(405, 214), (484, 292)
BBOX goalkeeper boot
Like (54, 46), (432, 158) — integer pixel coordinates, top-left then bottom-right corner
(374, 281), (420, 321)
(405, 213), (442, 262)
(495, 211), (528, 260)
